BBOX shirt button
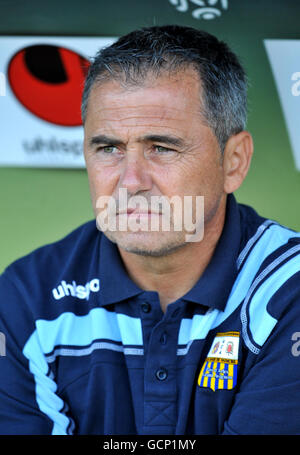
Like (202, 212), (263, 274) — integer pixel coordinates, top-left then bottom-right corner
(160, 332), (167, 345)
(156, 368), (168, 381)
(141, 302), (151, 313)
(172, 308), (180, 318)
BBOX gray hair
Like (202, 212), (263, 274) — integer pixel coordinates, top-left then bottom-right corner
(81, 25), (248, 153)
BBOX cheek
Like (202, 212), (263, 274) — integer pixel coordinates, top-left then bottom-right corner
(87, 168), (119, 220)
(86, 159), (119, 197)
(184, 159), (224, 198)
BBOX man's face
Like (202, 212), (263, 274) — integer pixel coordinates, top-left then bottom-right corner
(83, 68), (226, 256)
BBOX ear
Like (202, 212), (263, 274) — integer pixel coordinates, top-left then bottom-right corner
(222, 131), (253, 194)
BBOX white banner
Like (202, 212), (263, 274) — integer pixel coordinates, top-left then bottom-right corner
(264, 39), (300, 171)
(0, 36), (116, 168)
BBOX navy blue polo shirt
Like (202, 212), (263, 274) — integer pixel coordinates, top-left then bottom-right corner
(0, 194), (300, 435)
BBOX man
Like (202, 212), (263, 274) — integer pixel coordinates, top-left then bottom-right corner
(0, 25), (299, 435)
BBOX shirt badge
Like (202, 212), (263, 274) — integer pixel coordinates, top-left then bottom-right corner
(197, 331), (240, 391)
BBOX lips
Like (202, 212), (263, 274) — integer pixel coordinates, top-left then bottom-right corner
(117, 209), (161, 216)
(117, 209), (161, 215)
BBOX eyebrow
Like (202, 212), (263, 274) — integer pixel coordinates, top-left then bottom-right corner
(141, 135), (185, 148)
(89, 135), (122, 147)
(89, 134), (185, 148)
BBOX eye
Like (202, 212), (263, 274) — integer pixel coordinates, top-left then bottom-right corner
(97, 146), (116, 154)
(94, 145), (124, 163)
(154, 145), (175, 154)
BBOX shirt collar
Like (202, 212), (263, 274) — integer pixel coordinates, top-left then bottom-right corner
(181, 193), (241, 310)
(99, 234), (143, 306)
(99, 193), (241, 310)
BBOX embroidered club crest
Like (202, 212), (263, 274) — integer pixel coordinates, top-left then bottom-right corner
(197, 331), (240, 391)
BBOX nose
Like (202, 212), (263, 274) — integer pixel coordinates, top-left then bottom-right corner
(119, 155), (152, 195)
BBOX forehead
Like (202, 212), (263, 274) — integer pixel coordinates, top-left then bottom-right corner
(84, 69), (205, 128)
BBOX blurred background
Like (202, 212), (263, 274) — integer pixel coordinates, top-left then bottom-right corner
(0, 0), (300, 273)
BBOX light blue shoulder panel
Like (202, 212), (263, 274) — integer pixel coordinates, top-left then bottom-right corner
(22, 307), (144, 434)
(241, 243), (300, 354)
(177, 222), (300, 355)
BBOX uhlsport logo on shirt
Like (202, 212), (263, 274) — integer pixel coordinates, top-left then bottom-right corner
(197, 331), (240, 391)
(52, 278), (100, 301)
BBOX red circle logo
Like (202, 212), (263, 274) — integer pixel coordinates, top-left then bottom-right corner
(8, 44), (90, 126)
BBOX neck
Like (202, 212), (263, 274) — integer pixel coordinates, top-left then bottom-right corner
(118, 195), (227, 312)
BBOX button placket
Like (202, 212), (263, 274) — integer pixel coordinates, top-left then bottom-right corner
(143, 309), (183, 430)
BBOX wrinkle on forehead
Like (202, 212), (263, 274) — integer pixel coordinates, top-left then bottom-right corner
(86, 68), (206, 123)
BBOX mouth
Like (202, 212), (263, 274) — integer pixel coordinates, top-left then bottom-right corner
(117, 210), (162, 217)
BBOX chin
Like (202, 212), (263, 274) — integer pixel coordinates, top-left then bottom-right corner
(103, 230), (187, 257)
